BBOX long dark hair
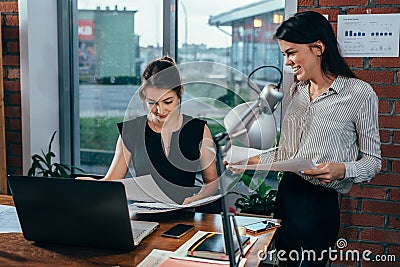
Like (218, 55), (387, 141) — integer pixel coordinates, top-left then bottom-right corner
(139, 56), (182, 100)
(274, 11), (355, 78)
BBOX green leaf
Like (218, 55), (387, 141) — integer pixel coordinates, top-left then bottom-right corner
(28, 130), (86, 178)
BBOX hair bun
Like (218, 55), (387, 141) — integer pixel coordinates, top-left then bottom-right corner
(160, 55), (176, 65)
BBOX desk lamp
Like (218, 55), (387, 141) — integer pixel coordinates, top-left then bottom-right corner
(214, 65), (283, 266)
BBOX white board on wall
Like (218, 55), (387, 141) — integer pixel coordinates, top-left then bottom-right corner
(337, 13), (400, 57)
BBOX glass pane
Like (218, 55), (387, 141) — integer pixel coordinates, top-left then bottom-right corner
(177, 0), (285, 136)
(77, 1), (162, 174)
(176, 0), (285, 194)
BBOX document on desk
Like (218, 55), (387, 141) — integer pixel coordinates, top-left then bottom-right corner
(234, 158), (317, 173)
(137, 249), (246, 267)
(0, 205), (22, 233)
(223, 145), (277, 163)
(117, 175), (176, 204)
(129, 194), (222, 214)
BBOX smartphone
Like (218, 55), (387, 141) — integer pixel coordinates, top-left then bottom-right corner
(244, 221), (280, 234)
(161, 224), (195, 238)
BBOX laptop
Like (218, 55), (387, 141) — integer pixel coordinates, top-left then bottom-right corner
(7, 175), (159, 251)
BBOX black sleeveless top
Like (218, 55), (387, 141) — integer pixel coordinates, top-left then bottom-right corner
(117, 114), (206, 187)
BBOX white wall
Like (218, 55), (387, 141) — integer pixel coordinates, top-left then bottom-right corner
(19, 0), (59, 174)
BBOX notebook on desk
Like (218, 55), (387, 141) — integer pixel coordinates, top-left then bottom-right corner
(7, 175), (159, 250)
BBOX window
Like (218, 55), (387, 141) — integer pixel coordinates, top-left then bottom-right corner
(77, 0), (163, 173)
(62, 0), (289, 175)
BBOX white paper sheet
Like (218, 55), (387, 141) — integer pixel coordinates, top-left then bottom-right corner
(223, 145), (277, 164)
(117, 175), (176, 204)
(137, 249), (176, 267)
(234, 158), (316, 173)
(0, 205), (22, 233)
(137, 248), (247, 267)
(129, 194), (222, 214)
(337, 14), (400, 57)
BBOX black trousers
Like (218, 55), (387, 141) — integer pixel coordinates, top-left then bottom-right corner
(273, 172), (340, 267)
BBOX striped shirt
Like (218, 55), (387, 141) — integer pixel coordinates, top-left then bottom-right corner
(260, 75), (381, 194)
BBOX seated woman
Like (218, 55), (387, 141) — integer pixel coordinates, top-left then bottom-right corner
(80, 56), (218, 205)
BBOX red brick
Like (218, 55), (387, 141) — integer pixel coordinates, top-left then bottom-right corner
(362, 200), (400, 215)
(390, 189), (400, 201)
(4, 106), (21, 117)
(3, 81), (20, 92)
(393, 160), (400, 173)
(2, 28), (20, 39)
(345, 57), (363, 68)
(5, 15), (19, 26)
(394, 101), (400, 114)
(6, 155), (22, 167)
(7, 68), (20, 79)
(298, 0), (314, 6)
(375, 0), (400, 4)
(319, 0), (368, 6)
(7, 41), (19, 53)
(331, 259), (357, 267)
(341, 242), (385, 260)
(381, 144), (400, 158)
(6, 132), (21, 143)
(379, 115), (400, 128)
(354, 70), (393, 84)
(379, 100), (391, 114)
(338, 226), (359, 241)
(347, 185), (386, 200)
(370, 174), (400, 187)
(306, 8), (340, 22)
(388, 244), (400, 258)
(9, 143), (22, 155)
(381, 158), (388, 172)
(340, 197), (358, 212)
(370, 57), (400, 68)
(362, 260), (398, 267)
(0, 2), (18, 12)
(397, 71), (400, 83)
(8, 118), (21, 131)
(348, 7), (400, 14)
(361, 228), (400, 243)
(395, 131), (400, 144)
(3, 55), (20, 66)
(6, 94), (21, 105)
(374, 85), (400, 99)
(379, 130), (390, 143)
(341, 213), (385, 227)
(388, 216), (400, 230)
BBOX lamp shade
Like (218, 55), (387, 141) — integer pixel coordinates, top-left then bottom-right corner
(224, 101), (276, 150)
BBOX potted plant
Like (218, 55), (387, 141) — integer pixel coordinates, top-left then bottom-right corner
(28, 131), (84, 177)
(230, 172), (279, 217)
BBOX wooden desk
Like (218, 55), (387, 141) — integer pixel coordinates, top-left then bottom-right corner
(0, 195), (275, 266)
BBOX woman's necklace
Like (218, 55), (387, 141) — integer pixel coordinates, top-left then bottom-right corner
(149, 114), (182, 156)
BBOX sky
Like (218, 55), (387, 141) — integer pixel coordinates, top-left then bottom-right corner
(78, 0), (261, 48)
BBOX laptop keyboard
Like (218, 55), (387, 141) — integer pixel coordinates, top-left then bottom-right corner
(132, 228), (146, 240)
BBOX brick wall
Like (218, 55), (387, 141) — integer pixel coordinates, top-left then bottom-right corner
(298, 1), (400, 266)
(1, 0), (21, 176)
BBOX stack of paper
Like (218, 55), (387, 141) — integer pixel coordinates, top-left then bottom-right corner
(116, 175), (221, 214)
(224, 145), (316, 172)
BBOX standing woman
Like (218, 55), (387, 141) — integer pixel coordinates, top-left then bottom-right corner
(271, 11), (381, 266)
(79, 56), (218, 205)
(228, 11), (381, 266)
